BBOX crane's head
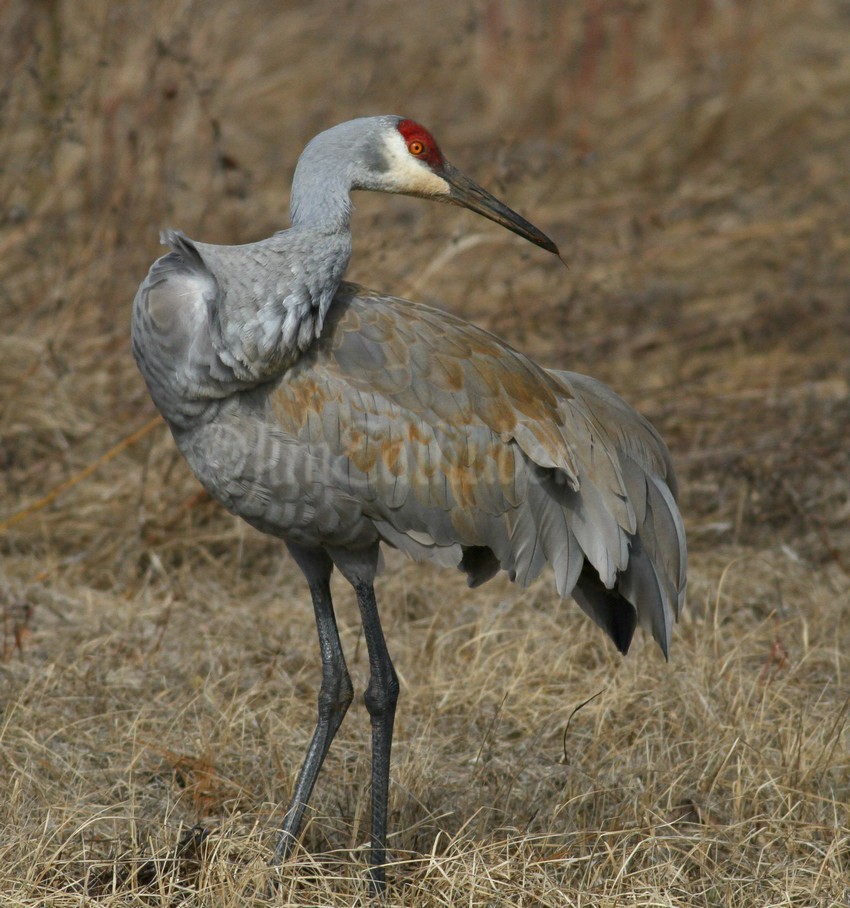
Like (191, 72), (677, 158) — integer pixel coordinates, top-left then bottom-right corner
(367, 117), (559, 256)
(293, 117), (558, 255)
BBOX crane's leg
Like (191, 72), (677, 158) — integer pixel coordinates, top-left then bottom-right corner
(273, 545), (353, 865)
(353, 578), (399, 895)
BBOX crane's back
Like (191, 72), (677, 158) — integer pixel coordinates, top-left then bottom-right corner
(135, 260), (685, 658)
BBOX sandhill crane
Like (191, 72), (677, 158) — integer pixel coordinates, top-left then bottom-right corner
(132, 116), (686, 894)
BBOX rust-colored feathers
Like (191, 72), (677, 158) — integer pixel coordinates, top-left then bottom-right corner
(159, 279), (686, 657)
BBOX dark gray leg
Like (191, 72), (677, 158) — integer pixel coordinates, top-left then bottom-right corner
(353, 579), (399, 895)
(274, 545), (353, 864)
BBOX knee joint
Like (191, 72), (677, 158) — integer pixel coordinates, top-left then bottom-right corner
(319, 669), (354, 714)
(363, 671), (399, 718)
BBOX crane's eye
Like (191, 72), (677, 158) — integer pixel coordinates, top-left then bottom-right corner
(408, 140), (426, 156)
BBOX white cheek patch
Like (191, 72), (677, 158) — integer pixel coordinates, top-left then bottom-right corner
(381, 131), (451, 197)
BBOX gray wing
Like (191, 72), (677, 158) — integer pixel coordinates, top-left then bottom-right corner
(260, 286), (685, 656)
(549, 371), (687, 657)
(134, 229), (684, 657)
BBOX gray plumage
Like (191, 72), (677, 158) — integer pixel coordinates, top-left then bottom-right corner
(131, 116), (687, 893)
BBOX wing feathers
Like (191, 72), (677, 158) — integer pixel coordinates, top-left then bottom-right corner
(265, 290), (685, 656)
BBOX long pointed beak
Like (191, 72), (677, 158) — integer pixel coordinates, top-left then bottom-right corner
(440, 161), (559, 256)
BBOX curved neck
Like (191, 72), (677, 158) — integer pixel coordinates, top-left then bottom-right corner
(288, 117), (397, 232)
(290, 167), (353, 231)
(290, 133), (356, 232)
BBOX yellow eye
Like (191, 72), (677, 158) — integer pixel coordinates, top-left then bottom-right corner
(408, 141), (425, 156)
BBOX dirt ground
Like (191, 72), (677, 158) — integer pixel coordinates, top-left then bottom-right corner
(1, 1), (848, 905)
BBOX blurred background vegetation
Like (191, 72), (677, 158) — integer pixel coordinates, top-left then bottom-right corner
(2, 0), (848, 576)
(1, 1), (848, 904)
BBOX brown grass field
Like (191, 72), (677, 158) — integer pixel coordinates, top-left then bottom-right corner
(2, 1), (849, 905)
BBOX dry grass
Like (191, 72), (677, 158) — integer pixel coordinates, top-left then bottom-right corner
(2, 1), (849, 905)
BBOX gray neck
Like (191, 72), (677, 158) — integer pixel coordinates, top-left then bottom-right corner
(290, 163), (353, 231)
(289, 116), (398, 230)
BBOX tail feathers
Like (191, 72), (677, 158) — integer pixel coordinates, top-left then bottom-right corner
(571, 563), (638, 655)
(573, 533), (675, 660)
(619, 455), (687, 625)
(460, 545), (501, 587)
(641, 474), (686, 618)
(618, 534), (673, 659)
(549, 370), (687, 656)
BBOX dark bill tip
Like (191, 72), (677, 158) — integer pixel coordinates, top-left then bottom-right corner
(441, 161), (560, 257)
